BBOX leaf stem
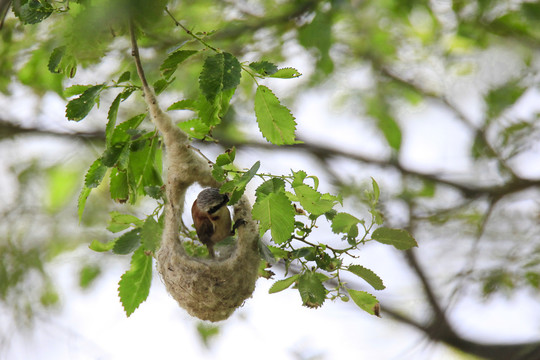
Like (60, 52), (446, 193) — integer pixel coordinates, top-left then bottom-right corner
(165, 7), (220, 53)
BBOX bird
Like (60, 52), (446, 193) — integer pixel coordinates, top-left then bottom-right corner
(191, 188), (232, 258)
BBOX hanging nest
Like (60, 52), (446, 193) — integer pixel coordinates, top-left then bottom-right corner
(156, 195), (260, 322)
(138, 86), (260, 322)
(130, 30), (260, 322)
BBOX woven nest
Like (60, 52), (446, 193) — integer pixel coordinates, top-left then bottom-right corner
(156, 194), (260, 322)
(137, 85), (260, 322)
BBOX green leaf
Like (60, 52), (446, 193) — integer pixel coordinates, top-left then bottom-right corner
(84, 158), (107, 189)
(199, 52), (241, 102)
(45, 164), (79, 212)
(269, 67), (302, 79)
(110, 168), (129, 203)
(267, 245), (289, 260)
(331, 212), (361, 235)
(486, 80), (526, 119)
(221, 161), (260, 204)
(255, 178), (286, 201)
(297, 271), (327, 308)
(215, 148), (235, 166)
(153, 78), (173, 95)
(252, 191), (295, 244)
(195, 88), (234, 127)
(106, 94), (122, 146)
(77, 186), (91, 221)
(112, 228), (142, 255)
(64, 85), (92, 98)
(249, 61), (278, 76)
(371, 177), (380, 203)
(79, 264), (101, 289)
(367, 97), (401, 151)
(347, 265), (385, 290)
(347, 289), (380, 316)
(66, 84), (105, 121)
(128, 136), (163, 194)
(178, 119), (211, 139)
(107, 211), (143, 233)
(110, 114), (146, 145)
(269, 275), (299, 294)
(254, 85), (298, 145)
(293, 184), (337, 216)
(118, 246), (153, 317)
(48, 46), (66, 73)
(168, 99), (197, 111)
(89, 239), (115, 252)
(141, 217), (162, 253)
(13, 0), (54, 24)
(47, 46), (77, 78)
(117, 71), (131, 83)
(371, 227), (418, 250)
(160, 49), (198, 79)
(298, 10), (333, 74)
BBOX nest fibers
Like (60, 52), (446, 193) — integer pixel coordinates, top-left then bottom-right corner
(139, 84), (260, 322)
(157, 195), (260, 322)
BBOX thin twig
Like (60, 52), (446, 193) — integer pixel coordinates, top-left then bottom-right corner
(164, 7), (219, 52)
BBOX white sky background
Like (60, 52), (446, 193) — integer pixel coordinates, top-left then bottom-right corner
(2, 18), (540, 360)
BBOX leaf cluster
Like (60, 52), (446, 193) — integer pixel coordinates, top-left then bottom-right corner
(48, 10), (417, 317)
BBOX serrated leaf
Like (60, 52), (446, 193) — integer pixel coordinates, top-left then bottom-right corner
(160, 49), (198, 79)
(141, 217), (162, 252)
(212, 165), (227, 182)
(348, 289), (380, 316)
(110, 114), (146, 145)
(144, 186), (164, 200)
(168, 99), (197, 111)
(178, 119), (210, 139)
(221, 161), (260, 204)
(269, 68), (302, 79)
(48, 46), (66, 73)
(255, 178), (286, 201)
(14, 0), (54, 24)
(128, 136), (163, 193)
(215, 148), (235, 166)
(347, 265), (385, 290)
(269, 275), (299, 294)
(254, 85), (298, 145)
(268, 245), (289, 260)
(153, 78), (173, 95)
(199, 52), (241, 102)
(77, 186), (91, 221)
(331, 212), (361, 234)
(252, 191), (295, 244)
(108, 211), (143, 232)
(64, 85), (92, 98)
(293, 184), (337, 216)
(112, 228), (142, 255)
(118, 246), (153, 317)
(298, 271), (327, 308)
(109, 168), (129, 203)
(106, 94), (122, 146)
(66, 84), (105, 121)
(84, 158), (107, 189)
(249, 61), (278, 76)
(371, 227), (417, 250)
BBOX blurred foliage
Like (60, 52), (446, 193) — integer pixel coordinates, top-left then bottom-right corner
(1, 0), (540, 356)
